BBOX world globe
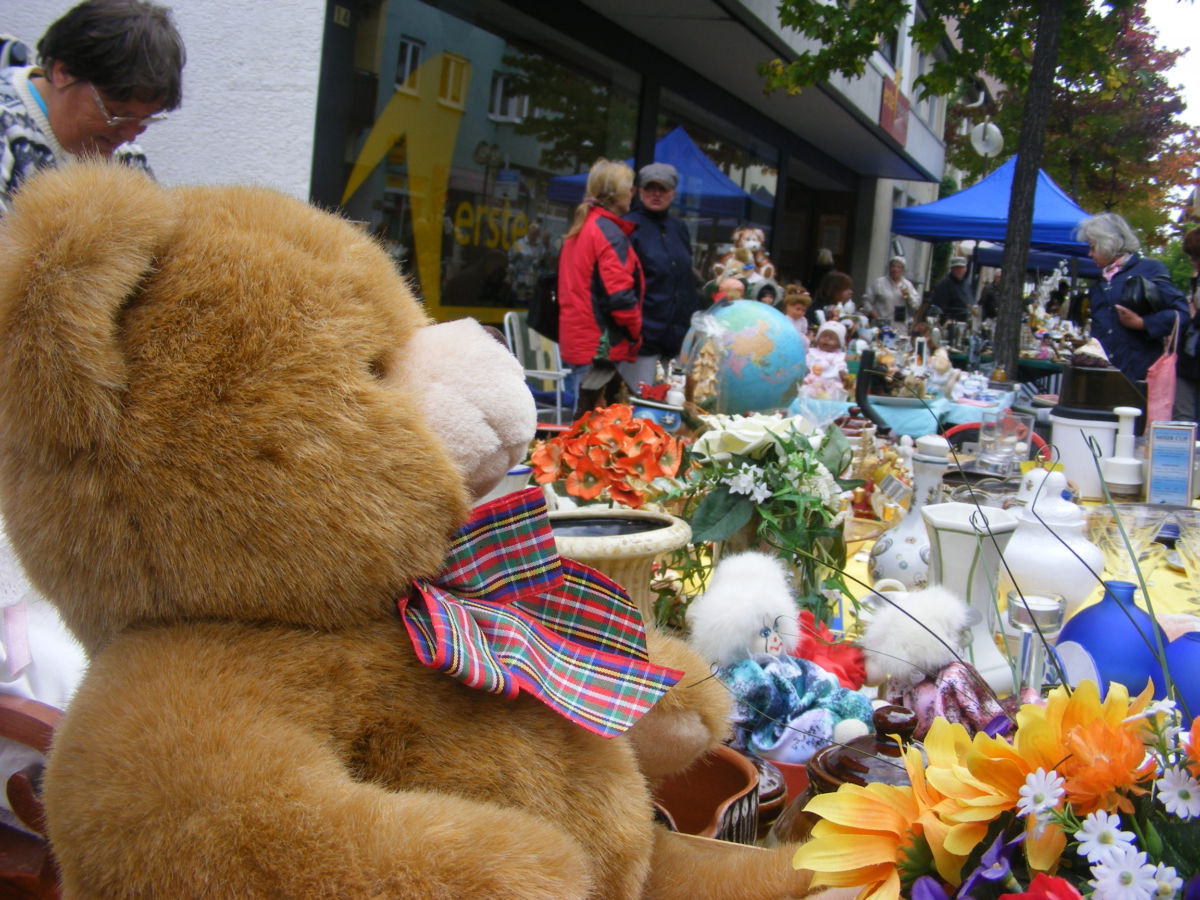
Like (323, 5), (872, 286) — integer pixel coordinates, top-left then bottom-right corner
(679, 300), (807, 415)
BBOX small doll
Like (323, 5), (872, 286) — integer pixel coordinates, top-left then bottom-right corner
(925, 347), (960, 398)
(687, 553), (872, 764)
(801, 321), (849, 400)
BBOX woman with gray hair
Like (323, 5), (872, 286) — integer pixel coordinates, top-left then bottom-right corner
(864, 256), (918, 321)
(1076, 212), (1188, 384)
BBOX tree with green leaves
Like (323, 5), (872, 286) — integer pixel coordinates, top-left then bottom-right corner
(944, 2), (1200, 250)
(762, 0), (1138, 378)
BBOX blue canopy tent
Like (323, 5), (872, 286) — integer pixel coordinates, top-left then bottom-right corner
(547, 126), (768, 218)
(890, 156), (1093, 257)
(974, 243), (1101, 278)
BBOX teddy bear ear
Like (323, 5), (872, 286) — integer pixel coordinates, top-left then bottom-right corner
(0, 163), (175, 454)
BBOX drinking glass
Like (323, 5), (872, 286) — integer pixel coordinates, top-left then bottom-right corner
(976, 410), (1035, 477)
(1174, 532), (1200, 608)
(1085, 504), (1170, 583)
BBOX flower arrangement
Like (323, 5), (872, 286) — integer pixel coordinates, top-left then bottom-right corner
(678, 412), (856, 620)
(529, 403), (682, 509)
(793, 678), (1200, 900)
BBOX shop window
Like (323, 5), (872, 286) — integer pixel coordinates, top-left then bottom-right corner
(339, 0), (638, 322)
(439, 53), (469, 109)
(488, 74), (529, 123)
(396, 36), (422, 94)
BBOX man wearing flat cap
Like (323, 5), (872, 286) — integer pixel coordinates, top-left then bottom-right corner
(622, 162), (701, 388)
(922, 255), (972, 322)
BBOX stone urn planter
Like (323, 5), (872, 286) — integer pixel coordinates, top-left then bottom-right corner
(549, 507), (691, 626)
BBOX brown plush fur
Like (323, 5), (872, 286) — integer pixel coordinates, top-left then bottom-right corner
(0, 163), (816, 898)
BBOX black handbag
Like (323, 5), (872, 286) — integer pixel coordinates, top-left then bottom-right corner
(526, 271), (559, 342)
(1120, 275), (1166, 318)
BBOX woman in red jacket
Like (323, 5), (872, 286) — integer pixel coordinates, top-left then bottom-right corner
(557, 158), (644, 415)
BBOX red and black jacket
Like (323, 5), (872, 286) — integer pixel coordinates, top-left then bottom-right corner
(557, 206), (643, 366)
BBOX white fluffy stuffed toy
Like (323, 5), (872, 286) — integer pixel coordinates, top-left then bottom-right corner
(858, 585), (969, 687)
(686, 552), (799, 667)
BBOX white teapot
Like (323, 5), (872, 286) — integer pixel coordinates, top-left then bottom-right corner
(1001, 470), (1103, 618)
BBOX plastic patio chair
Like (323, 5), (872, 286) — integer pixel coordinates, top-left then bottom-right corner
(503, 311), (574, 425)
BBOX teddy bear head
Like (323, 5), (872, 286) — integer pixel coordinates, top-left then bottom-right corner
(731, 227), (765, 253)
(0, 163), (536, 654)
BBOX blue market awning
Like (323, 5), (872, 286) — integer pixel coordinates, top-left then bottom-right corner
(547, 126), (767, 218)
(891, 156), (1092, 256)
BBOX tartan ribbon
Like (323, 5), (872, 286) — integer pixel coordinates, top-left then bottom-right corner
(400, 487), (681, 737)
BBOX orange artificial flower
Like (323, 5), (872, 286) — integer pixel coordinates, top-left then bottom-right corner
(1057, 717), (1155, 815)
(1185, 716), (1200, 779)
(528, 403), (681, 508)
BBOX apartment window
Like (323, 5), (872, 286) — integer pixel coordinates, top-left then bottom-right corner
(488, 73), (529, 122)
(439, 53), (469, 108)
(396, 36), (423, 93)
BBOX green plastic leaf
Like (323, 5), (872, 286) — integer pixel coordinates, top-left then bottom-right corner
(689, 485), (754, 543)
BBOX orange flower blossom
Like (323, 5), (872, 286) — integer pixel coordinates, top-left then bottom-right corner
(530, 404), (682, 508)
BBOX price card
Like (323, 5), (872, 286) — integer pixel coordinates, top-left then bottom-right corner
(1147, 421), (1197, 506)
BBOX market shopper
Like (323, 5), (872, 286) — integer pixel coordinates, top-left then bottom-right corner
(921, 256), (972, 322)
(808, 270), (854, 329)
(0, 0), (186, 213)
(864, 256), (918, 321)
(557, 157), (644, 416)
(623, 162), (701, 388)
(1175, 227), (1200, 421)
(1076, 212), (1188, 384)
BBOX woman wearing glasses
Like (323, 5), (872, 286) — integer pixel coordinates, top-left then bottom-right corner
(0, 0), (186, 213)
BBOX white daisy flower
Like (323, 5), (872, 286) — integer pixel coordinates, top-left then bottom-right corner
(1075, 810), (1137, 864)
(1156, 766), (1200, 819)
(1016, 767), (1064, 827)
(1089, 845), (1157, 900)
(1151, 863), (1182, 899)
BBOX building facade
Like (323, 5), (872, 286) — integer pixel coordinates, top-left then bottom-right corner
(6, 0), (949, 324)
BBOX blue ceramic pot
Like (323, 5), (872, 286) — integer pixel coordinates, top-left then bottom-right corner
(1056, 580), (1168, 698)
(1165, 633), (1200, 719)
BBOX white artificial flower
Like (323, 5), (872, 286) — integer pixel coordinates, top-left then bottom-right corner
(1075, 810), (1137, 864)
(1124, 699), (1178, 724)
(1016, 768), (1064, 826)
(749, 481), (773, 504)
(692, 413), (792, 461)
(723, 464), (763, 497)
(1151, 863), (1182, 899)
(1156, 766), (1200, 819)
(1089, 845), (1157, 900)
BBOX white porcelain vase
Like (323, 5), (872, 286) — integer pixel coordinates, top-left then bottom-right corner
(921, 501), (1020, 694)
(867, 434), (950, 590)
(549, 507), (691, 626)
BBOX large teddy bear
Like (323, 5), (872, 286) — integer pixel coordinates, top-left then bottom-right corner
(0, 163), (817, 898)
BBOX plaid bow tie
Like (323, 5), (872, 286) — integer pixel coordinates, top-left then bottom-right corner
(400, 488), (681, 737)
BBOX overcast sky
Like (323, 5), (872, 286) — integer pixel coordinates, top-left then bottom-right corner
(1143, 0), (1199, 128)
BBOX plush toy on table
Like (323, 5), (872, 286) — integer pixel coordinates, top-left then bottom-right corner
(711, 225), (777, 291)
(925, 347), (961, 398)
(687, 553), (872, 765)
(0, 162), (820, 898)
(858, 583), (1016, 739)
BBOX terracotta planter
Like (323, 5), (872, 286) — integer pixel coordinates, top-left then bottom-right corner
(651, 744), (760, 844)
(549, 507), (691, 625)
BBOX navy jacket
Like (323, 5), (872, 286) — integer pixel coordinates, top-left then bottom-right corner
(1088, 253), (1188, 382)
(624, 204), (700, 358)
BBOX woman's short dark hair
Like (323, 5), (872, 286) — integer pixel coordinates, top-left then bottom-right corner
(814, 270), (853, 307)
(38, 0), (185, 110)
(1184, 228), (1200, 265)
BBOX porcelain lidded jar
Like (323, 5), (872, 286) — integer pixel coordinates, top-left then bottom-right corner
(868, 434), (950, 590)
(1001, 471), (1103, 619)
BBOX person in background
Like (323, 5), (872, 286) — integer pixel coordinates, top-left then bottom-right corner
(810, 247), (835, 290)
(921, 256), (972, 322)
(0, 0), (186, 213)
(623, 162), (701, 389)
(557, 158), (643, 415)
(864, 256), (917, 322)
(808, 270), (854, 330)
(1076, 212), (1188, 385)
(1174, 227), (1200, 422)
(979, 269), (1002, 320)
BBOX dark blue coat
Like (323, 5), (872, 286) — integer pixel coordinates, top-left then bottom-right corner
(624, 204), (700, 358)
(1088, 253), (1188, 382)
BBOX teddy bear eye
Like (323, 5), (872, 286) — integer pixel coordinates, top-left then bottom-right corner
(366, 356), (387, 380)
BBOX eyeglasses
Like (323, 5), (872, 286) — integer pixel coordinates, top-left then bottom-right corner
(89, 83), (168, 129)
